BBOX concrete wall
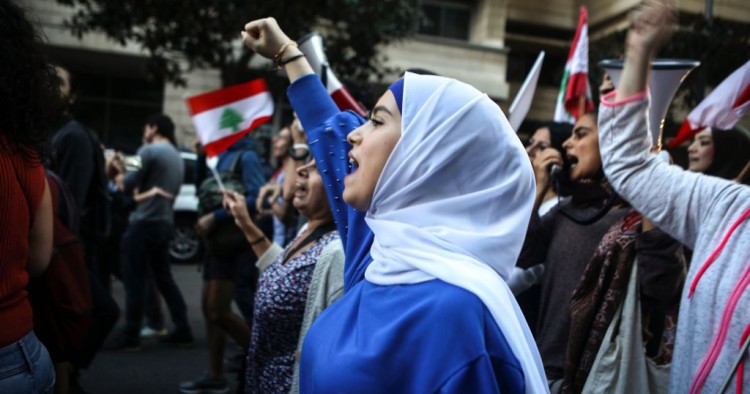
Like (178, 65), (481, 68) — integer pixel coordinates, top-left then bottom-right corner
(381, 38), (510, 99)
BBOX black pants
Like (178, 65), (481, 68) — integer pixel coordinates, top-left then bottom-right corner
(74, 240), (120, 369)
(121, 220), (191, 338)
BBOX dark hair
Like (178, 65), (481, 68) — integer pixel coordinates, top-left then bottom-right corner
(49, 62), (75, 112)
(146, 114), (176, 146)
(49, 62), (74, 94)
(705, 127), (750, 184)
(0, 1), (62, 162)
(534, 122), (573, 154)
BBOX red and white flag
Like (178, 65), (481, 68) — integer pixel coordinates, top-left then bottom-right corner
(669, 59), (750, 147)
(554, 6), (594, 124)
(297, 32), (366, 116)
(186, 79), (273, 157)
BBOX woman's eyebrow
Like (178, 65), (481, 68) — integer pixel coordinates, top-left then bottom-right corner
(372, 105), (393, 117)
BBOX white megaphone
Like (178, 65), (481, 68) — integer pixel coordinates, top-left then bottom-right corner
(600, 59), (699, 150)
(297, 32), (366, 116)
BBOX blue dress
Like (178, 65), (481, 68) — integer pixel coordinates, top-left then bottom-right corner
(288, 75), (525, 393)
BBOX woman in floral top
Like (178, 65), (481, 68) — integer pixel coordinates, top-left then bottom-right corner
(225, 158), (344, 394)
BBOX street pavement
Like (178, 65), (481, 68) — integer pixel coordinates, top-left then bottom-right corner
(77, 264), (243, 394)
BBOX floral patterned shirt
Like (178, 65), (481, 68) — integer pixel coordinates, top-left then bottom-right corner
(245, 230), (337, 394)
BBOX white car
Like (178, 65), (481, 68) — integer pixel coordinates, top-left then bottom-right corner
(169, 152), (203, 263)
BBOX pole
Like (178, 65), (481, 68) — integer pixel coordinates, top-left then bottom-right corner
(578, 95), (586, 120)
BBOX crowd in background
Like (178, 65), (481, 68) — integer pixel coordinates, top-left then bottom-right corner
(1, 0), (749, 393)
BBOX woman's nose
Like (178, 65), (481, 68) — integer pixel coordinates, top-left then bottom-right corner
(347, 127), (363, 145)
(562, 137), (573, 150)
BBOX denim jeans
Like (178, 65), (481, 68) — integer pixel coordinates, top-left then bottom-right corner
(121, 220), (191, 338)
(0, 331), (55, 393)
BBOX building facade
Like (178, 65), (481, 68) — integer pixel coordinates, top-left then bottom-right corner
(23, 0), (750, 152)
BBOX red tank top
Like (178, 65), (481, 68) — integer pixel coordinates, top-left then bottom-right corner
(0, 144), (45, 346)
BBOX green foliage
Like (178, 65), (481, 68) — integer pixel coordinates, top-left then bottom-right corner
(219, 107), (244, 132)
(55, 0), (423, 86)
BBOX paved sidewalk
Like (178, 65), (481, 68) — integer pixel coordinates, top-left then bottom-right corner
(77, 264), (243, 394)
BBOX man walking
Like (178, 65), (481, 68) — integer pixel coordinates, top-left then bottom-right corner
(108, 114), (193, 350)
(50, 65), (119, 390)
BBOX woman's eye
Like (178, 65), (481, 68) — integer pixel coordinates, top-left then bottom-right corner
(369, 118), (384, 126)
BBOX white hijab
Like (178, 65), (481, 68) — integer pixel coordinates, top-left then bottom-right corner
(364, 73), (548, 393)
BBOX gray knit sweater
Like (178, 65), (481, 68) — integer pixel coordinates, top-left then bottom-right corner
(599, 92), (750, 393)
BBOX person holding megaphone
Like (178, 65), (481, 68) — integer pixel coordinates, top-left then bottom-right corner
(597, 1), (750, 392)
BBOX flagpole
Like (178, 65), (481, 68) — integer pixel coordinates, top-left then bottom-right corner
(207, 159), (227, 192)
(578, 95), (585, 120)
(736, 160), (750, 183)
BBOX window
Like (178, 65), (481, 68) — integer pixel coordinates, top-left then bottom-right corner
(74, 73), (164, 154)
(419, 2), (471, 41)
(47, 46), (164, 154)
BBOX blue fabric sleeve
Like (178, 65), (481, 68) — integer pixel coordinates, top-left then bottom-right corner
(288, 74), (342, 131)
(288, 74), (374, 290)
(438, 355), (525, 394)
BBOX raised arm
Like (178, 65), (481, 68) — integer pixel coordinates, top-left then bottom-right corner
(242, 17), (314, 83)
(599, 0), (749, 248)
(243, 18), (374, 289)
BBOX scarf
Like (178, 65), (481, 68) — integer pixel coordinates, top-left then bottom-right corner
(364, 73), (548, 394)
(563, 210), (641, 393)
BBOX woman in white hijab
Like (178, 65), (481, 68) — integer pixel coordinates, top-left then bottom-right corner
(243, 18), (548, 394)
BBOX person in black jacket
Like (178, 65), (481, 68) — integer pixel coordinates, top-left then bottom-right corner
(49, 65), (120, 391)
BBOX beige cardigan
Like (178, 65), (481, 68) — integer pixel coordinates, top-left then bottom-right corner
(255, 227), (345, 394)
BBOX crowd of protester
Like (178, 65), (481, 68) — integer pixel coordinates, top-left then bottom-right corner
(1, 0), (749, 393)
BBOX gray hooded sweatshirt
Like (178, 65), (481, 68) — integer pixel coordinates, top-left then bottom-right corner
(598, 92), (750, 394)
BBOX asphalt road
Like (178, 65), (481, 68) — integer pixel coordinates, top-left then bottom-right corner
(77, 264), (244, 394)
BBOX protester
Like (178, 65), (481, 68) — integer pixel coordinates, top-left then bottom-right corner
(50, 65), (121, 388)
(258, 124), (298, 247)
(181, 135), (265, 394)
(0, 1), (56, 392)
(525, 122), (572, 216)
(517, 110), (685, 392)
(598, 1), (750, 392)
(224, 156), (344, 394)
(243, 18), (547, 393)
(687, 127), (750, 184)
(107, 114), (194, 350)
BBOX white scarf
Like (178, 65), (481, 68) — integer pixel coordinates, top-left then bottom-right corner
(365, 73), (548, 393)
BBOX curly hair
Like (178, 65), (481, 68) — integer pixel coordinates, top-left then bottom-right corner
(0, 0), (62, 162)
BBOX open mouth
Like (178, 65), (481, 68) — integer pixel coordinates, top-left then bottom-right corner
(568, 155), (579, 169)
(295, 181), (308, 198)
(348, 152), (359, 171)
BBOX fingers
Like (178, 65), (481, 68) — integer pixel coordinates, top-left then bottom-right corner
(241, 17), (289, 59)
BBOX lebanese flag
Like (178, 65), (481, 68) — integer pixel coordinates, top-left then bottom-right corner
(669, 60), (750, 147)
(554, 6), (594, 124)
(186, 79), (273, 157)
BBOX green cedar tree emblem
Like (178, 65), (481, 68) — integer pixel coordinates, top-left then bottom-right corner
(219, 107), (244, 132)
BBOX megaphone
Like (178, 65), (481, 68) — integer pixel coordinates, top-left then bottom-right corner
(600, 59), (699, 150)
(297, 32), (366, 116)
